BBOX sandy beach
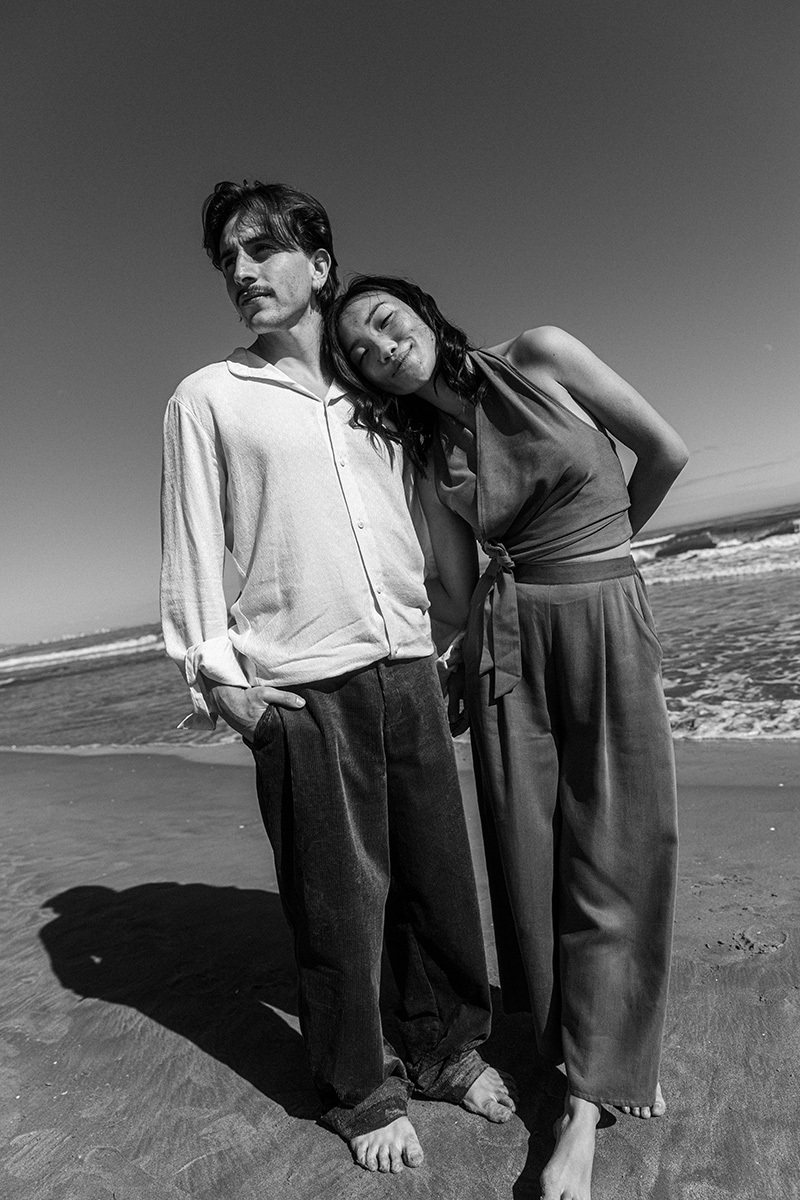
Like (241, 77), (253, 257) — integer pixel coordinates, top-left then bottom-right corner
(1, 738), (798, 1199)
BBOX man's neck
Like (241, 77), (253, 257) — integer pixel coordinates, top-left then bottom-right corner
(250, 310), (332, 401)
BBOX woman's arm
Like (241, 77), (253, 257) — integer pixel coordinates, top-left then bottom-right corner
(506, 327), (689, 535)
(416, 469), (479, 631)
(416, 468), (478, 734)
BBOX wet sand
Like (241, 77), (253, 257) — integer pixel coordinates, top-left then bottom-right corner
(1, 740), (798, 1199)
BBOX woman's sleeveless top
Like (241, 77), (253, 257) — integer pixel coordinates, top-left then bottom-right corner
(433, 349), (632, 559)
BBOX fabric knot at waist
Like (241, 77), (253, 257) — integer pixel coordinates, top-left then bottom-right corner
(476, 542), (637, 700)
(483, 540), (516, 573)
(477, 540), (523, 700)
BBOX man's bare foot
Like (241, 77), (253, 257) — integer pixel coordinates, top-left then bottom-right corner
(349, 1116), (424, 1173)
(462, 1066), (518, 1123)
(617, 1080), (666, 1119)
(540, 1095), (600, 1200)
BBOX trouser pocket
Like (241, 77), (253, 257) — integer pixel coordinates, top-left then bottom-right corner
(249, 704), (281, 751)
(619, 574), (663, 659)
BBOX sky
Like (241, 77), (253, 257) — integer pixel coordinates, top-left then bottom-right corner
(3, 0), (798, 644)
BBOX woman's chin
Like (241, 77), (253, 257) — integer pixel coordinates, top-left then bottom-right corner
(390, 384), (422, 398)
(373, 377), (419, 398)
(389, 369), (432, 397)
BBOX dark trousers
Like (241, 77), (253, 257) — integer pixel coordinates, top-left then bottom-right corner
(249, 654), (492, 1139)
(466, 562), (678, 1108)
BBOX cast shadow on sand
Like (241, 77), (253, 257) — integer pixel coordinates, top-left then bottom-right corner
(39, 881), (571, 1188)
(39, 882), (317, 1119)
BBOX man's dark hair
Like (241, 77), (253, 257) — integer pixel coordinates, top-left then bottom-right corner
(327, 275), (483, 470)
(202, 180), (339, 310)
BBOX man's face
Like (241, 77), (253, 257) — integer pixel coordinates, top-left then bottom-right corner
(218, 215), (322, 335)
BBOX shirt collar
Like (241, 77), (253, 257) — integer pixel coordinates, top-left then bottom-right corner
(226, 346), (347, 402)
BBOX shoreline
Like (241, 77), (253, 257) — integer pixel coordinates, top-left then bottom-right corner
(2, 728), (800, 760)
(2, 736), (800, 793)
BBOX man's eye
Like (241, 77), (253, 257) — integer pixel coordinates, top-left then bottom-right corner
(379, 313), (393, 329)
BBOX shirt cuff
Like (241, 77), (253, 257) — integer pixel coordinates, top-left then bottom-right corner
(180, 637), (254, 730)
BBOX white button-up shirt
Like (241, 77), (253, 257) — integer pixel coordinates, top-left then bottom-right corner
(161, 349), (433, 728)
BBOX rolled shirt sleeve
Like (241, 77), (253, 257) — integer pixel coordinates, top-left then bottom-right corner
(160, 396), (253, 727)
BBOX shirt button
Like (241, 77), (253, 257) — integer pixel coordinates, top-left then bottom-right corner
(376, 585), (383, 594)
(357, 520), (365, 529)
(339, 457), (346, 466)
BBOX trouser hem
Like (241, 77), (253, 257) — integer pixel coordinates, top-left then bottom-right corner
(568, 1086), (660, 1108)
(413, 1048), (487, 1103)
(320, 1076), (413, 1141)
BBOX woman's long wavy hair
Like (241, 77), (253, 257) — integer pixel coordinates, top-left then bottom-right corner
(326, 275), (485, 470)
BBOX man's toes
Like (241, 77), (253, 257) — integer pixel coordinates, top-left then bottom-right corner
(351, 1141), (369, 1169)
(388, 1145), (404, 1174)
(377, 1145), (391, 1173)
(486, 1098), (513, 1123)
(403, 1137), (424, 1168)
(363, 1148), (379, 1172)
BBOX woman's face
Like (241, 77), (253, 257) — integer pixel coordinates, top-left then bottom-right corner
(337, 291), (438, 395)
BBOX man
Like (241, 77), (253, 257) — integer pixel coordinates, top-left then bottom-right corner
(160, 180), (515, 1173)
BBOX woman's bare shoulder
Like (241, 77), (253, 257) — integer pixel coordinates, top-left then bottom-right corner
(484, 326), (575, 368)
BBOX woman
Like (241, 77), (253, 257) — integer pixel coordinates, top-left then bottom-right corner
(328, 276), (688, 1200)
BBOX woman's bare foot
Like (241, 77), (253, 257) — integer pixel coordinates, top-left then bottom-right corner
(540, 1094), (600, 1200)
(349, 1116), (424, 1173)
(462, 1066), (518, 1123)
(617, 1080), (666, 1119)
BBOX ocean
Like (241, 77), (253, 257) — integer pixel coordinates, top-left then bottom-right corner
(2, 512), (799, 748)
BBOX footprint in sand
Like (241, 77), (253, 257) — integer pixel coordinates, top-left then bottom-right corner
(697, 873), (750, 887)
(729, 925), (788, 954)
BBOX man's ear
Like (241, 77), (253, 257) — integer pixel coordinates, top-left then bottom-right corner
(311, 249), (332, 291)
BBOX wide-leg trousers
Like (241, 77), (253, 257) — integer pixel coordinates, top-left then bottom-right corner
(465, 560), (678, 1108)
(249, 654), (492, 1139)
